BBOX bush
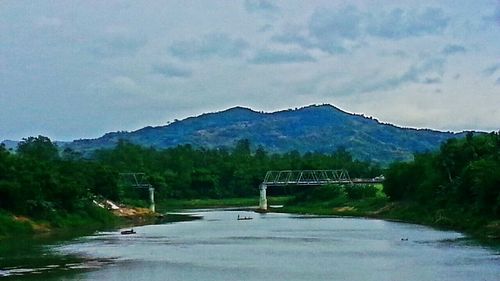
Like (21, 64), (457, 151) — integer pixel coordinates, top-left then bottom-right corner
(344, 184), (378, 200)
(0, 211), (33, 236)
(292, 185), (347, 203)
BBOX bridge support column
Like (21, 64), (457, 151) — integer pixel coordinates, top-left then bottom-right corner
(259, 184), (267, 210)
(149, 187), (155, 213)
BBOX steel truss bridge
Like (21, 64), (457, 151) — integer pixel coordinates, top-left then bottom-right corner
(258, 169), (383, 210)
(263, 169), (353, 186)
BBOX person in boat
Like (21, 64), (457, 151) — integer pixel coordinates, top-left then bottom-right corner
(237, 215), (252, 220)
(121, 228), (136, 235)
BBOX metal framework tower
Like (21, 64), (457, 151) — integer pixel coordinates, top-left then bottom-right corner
(119, 172), (155, 212)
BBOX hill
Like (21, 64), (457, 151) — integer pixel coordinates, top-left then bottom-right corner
(66, 104), (469, 164)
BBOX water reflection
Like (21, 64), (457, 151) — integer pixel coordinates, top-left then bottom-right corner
(6, 210), (500, 281)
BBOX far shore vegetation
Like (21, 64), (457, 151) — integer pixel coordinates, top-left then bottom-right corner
(1, 132), (499, 244)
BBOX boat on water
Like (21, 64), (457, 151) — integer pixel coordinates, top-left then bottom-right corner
(121, 229), (136, 235)
(237, 215), (253, 220)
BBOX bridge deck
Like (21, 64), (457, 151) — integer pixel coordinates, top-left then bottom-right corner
(262, 170), (383, 186)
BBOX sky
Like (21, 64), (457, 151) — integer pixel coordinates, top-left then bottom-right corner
(1, 0), (499, 141)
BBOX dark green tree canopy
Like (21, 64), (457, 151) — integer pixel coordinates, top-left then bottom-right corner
(17, 135), (59, 161)
(384, 132), (500, 218)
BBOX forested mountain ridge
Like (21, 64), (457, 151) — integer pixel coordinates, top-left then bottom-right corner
(66, 104), (469, 164)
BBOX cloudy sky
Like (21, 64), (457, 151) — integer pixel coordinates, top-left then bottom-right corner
(1, 0), (499, 141)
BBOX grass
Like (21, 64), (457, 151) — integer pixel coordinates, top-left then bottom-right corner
(0, 211), (34, 237)
(279, 195), (389, 216)
(156, 196), (291, 212)
(278, 184), (386, 215)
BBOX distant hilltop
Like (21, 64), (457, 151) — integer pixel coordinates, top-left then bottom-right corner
(62, 104), (472, 164)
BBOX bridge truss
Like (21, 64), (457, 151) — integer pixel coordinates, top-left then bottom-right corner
(263, 169), (352, 186)
(119, 172), (153, 189)
(119, 172), (155, 212)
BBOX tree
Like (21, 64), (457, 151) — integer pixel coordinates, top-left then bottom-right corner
(17, 136), (59, 161)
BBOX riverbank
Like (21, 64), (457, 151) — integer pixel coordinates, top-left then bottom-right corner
(133, 196), (500, 244)
(0, 203), (196, 279)
(0, 207), (117, 239)
(157, 196), (500, 244)
(156, 196), (291, 212)
(0, 207), (117, 279)
(0, 200), (171, 239)
(373, 202), (500, 244)
(2, 194), (499, 279)
(275, 198), (500, 245)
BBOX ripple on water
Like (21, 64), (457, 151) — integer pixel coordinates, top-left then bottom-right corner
(0, 258), (117, 278)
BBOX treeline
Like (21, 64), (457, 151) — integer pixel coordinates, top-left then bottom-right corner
(0, 136), (116, 222)
(384, 132), (500, 219)
(0, 136), (381, 219)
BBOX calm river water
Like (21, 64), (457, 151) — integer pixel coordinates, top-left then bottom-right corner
(6, 210), (500, 280)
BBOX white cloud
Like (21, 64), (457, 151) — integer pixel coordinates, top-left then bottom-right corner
(1, 0), (499, 140)
(110, 76), (139, 95)
(244, 0), (280, 14)
(307, 5), (363, 53)
(152, 63), (192, 78)
(366, 7), (448, 39)
(330, 57), (446, 96)
(441, 44), (466, 55)
(250, 49), (315, 64)
(169, 33), (249, 60)
(34, 16), (62, 28)
(483, 63), (500, 76)
(88, 28), (146, 58)
(273, 6), (449, 54)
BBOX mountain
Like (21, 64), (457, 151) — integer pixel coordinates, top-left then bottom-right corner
(66, 104), (470, 164)
(0, 140), (19, 151)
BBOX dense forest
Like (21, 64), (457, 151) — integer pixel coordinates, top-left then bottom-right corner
(2, 132), (498, 237)
(0, 136), (381, 222)
(384, 132), (500, 220)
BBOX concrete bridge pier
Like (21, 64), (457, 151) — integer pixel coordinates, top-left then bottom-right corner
(149, 187), (155, 213)
(259, 184), (267, 210)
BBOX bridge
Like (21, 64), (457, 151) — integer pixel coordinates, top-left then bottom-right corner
(119, 173), (155, 212)
(258, 169), (383, 210)
(263, 170), (353, 186)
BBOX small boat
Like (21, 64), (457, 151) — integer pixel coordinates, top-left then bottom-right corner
(121, 229), (136, 235)
(237, 215), (253, 221)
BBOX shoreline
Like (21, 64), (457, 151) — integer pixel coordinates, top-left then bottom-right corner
(267, 202), (500, 248)
(2, 196), (499, 279)
(0, 206), (199, 279)
(157, 197), (500, 246)
(2, 199), (499, 279)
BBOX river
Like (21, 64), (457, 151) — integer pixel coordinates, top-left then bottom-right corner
(3, 209), (500, 280)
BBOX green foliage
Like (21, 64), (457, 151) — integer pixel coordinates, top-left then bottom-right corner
(384, 132), (500, 218)
(343, 184), (378, 200)
(93, 140), (380, 200)
(17, 135), (59, 161)
(0, 135), (379, 235)
(289, 185), (347, 208)
(156, 197), (286, 212)
(288, 183), (380, 209)
(0, 138), (117, 222)
(0, 211), (33, 236)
